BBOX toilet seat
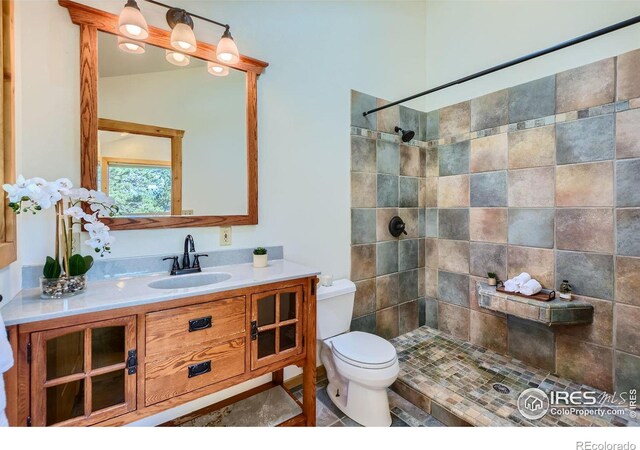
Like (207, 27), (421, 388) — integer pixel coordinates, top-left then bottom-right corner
(330, 331), (397, 369)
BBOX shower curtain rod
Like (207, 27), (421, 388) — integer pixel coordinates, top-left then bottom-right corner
(363, 13), (640, 117)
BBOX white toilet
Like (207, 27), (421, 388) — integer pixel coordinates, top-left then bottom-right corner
(317, 279), (400, 427)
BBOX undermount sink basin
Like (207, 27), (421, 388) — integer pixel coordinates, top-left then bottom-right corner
(148, 272), (232, 290)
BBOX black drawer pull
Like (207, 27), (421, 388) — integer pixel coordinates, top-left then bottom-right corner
(188, 316), (212, 332)
(188, 360), (212, 378)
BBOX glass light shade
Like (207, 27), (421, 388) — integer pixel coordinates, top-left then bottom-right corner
(118, 36), (145, 54)
(165, 50), (190, 67)
(207, 62), (229, 77)
(118, 3), (149, 40)
(216, 35), (239, 64)
(170, 23), (197, 53)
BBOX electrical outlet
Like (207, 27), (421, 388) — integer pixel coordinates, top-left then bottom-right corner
(182, 209), (194, 216)
(220, 227), (232, 246)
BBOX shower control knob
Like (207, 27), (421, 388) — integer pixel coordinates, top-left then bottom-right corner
(389, 216), (408, 238)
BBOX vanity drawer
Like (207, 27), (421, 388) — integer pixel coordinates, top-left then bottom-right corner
(145, 296), (246, 358)
(145, 337), (245, 406)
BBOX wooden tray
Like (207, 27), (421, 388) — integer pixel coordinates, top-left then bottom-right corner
(496, 285), (556, 302)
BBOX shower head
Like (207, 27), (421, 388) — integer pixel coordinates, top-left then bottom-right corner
(394, 126), (415, 143)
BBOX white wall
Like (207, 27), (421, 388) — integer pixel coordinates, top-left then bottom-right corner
(423, 0), (640, 111)
(100, 133), (172, 163)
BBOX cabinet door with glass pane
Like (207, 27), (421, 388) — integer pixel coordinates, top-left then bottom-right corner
(30, 316), (137, 426)
(250, 285), (304, 370)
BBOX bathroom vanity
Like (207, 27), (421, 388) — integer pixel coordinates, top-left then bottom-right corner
(1, 260), (318, 427)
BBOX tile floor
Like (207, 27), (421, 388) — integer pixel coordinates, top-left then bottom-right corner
(291, 379), (445, 427)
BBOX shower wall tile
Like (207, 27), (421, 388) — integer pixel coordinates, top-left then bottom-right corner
(470, 171), (507, 207)
(421, 297), (438, 328)
(377, 174), (399, 207)
(439, 101), (470, 138)
(556, 209), (614, 253)
(556, 336), (613, 392)
(469, 242), (507, 281)
(556, 115), (614, 164)
(376, 241), (398, 276)
(470, 134), (508, 173)
(351, 172), (376, 208)
(556, 57), (615, 113)
(438, 141), (470, 176)
(469, 208), (507, 244)
(556, 296), (613, 348)
(615, 351), (640, 394)
(507, 316), (555, 372)
(353, 278), (376, 318)
(376, 98), (400, 134)
(507, 246), (555, 289)
(508, 167), (555, 207)
(399, 269), (419, 303)
(400, 145), (420, 177)
(437, 175), (469, 208)
(418, 210), (426, 239)
(377, 140), (400, 175)
(438, 302), (470, 341)
(617, 209), (640, 257)
(615, 304), (640, 356)
(399, 177), (419, 207)
(425, 208), (438, 237)
(616, 159), (640, 207)
(376, 208), (398, 242)
(350, 313), (376, 335)
(438, 209), (469, 241)
(555, 162), (613, 207)
(424, 268), (438, 298)
(398, 300), (419, 335)
(425, 110), (440, 141)
(437, 271), (469, 307)
(376, 306), (399, 340)
(423, 178), (437, 207)
(437, 240), (469, 274)
(351, 136), (377, 172)
(508, 125), (555, 169)
(351, 90), (377, 130)
(508, 75), (556, 123)
(398, 239), (419, 271)
(556, 251), (614, 300)
(351, 209), (376, 244)
(470, 90), (508, 131)
(425, 147), (439, 177)
(425, 238), (438, 268)
(616, 108), (640, 159)
(615, 256), (640, 307)
(376, 273), (399, 310)
(470, 310), (507, 355)
(399, 208), (419, 238)
(617, 48), (640, 100)
(399, 106), (419, 136)
(351, 244), (376, 281)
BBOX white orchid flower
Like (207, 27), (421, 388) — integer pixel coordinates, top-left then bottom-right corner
(3, 175), (31, 202)
(84, 221), (110, 235)
(64, 206), (86, 219)
(84, 212), (99, 224)
(54, 178), (73, 195)
(69, 187), (90, 202)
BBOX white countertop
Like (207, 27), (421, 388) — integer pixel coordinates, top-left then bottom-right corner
(0, 259), (320, 326)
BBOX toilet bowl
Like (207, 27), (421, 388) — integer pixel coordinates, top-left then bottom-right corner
(317, 280), (400, 427)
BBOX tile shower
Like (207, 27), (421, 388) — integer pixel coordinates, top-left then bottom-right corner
(350, 48), (640, 395)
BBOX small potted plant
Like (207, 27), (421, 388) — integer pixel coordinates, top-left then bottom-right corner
(559, 279), (573, 301)
(253, 247), (268, 268)
(487, 272), (498, 286)
(3, 175), (118, 298)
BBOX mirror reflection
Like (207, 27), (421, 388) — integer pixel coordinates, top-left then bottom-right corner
(97, 32), (248, 217)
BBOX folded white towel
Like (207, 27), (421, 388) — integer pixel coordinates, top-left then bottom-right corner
(504, 279), (519, 292)
(513, 272), (531, 287)
(520, 279), (542, 296)
(0, 311), (14, 427)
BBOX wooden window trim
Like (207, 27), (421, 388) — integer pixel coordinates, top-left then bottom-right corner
(0, 0), (15, 269)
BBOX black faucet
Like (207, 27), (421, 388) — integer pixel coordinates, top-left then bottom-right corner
(162, 235), (208, 276)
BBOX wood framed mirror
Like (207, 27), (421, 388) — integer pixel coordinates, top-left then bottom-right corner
(59, 0), (268, 230)
(0, 0), (15, 268)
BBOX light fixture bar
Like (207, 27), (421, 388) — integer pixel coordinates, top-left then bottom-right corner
(143, 0), (230, 30)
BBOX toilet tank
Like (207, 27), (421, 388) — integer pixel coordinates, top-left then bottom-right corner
(316, 279), (356, 340)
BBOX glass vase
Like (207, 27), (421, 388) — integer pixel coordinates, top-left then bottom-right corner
(40, 275), (87, 299)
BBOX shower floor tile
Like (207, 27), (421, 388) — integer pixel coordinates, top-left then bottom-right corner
(391, 326), (639, 427)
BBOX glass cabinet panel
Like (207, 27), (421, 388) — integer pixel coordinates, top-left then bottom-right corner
(257, 294), (276, 326)
(279, 292), (297, 321)
(279, 324), (296, 352)
(46, 380), (84, 426)
(257, 329), (276, 359)
(92, 326), (125, 369)
(92, 370), (125, 411)
(46, 331), (84, 380)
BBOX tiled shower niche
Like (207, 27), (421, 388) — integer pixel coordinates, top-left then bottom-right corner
(350, 48), (640, 394)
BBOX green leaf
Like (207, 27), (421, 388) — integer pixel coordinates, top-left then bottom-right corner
(68, 254), (88, 276)
(43, 256), (62, 279)
(83, 255), (94, 273)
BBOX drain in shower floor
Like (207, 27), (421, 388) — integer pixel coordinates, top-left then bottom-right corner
(492, 383), (511, 394)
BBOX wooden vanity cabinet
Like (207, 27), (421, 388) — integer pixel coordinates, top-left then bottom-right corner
(6, 276), (317, 427)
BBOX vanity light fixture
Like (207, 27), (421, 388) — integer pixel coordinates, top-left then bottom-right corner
(118, 0), (149, 40)
(216, 28), (240, 64)
(167, 8), (197, 53)
(165, 49), (190, 67)
(207, 62), (229, 77)
(118, 36), (146, 54)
